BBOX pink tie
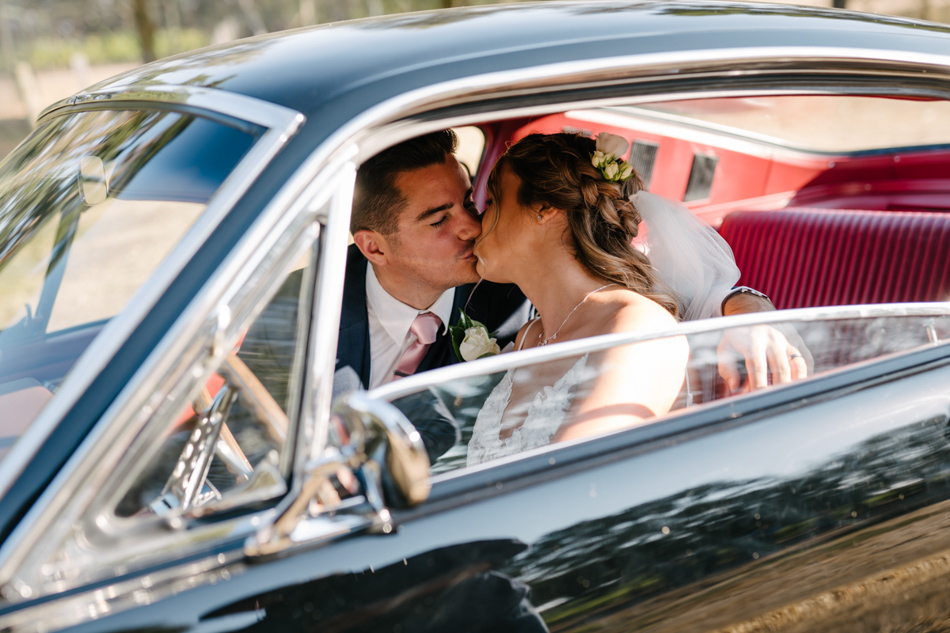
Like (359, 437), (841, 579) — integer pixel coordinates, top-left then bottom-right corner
(392, 312), (442, 380)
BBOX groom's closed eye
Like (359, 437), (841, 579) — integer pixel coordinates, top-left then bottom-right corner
(416, 203), (453, 225)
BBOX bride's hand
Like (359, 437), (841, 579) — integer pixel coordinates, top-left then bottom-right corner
(717, 325), (810, 393)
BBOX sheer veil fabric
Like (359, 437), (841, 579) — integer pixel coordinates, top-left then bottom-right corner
(631, 191), (740, 321)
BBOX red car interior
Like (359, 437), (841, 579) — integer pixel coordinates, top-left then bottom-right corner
(720, 209), (950, 309)
(479, 106), (950, 312)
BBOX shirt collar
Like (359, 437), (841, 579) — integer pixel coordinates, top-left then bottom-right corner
(366, 265), (453, 344)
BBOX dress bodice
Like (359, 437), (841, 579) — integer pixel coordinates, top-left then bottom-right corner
(467, 354), (589, 466)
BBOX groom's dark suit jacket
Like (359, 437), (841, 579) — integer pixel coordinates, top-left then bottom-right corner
(335, 244), (530, 388)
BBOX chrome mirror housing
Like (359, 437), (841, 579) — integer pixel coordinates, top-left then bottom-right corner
(248, 392), (430, 556)
(336, 391), (431, 509)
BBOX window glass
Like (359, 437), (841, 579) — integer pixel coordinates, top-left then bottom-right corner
(610, 96), (950, 153)
(0, 109), (261, 463)
(377, 312), (950, 474)
(115, 254), (313, 518)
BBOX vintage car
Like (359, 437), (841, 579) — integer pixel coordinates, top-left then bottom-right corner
(1, 1), (950, 631)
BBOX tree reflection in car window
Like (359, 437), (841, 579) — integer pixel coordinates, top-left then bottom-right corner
(381, 313), (950, 474)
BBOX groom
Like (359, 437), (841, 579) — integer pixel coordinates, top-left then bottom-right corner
(337, 130), (530, 392)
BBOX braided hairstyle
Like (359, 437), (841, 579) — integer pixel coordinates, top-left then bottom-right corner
(488, 132), (678, 317)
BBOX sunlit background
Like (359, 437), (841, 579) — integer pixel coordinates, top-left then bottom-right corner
(0, 0), (947, 157)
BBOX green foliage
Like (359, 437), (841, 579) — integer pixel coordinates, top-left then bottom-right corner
(26, 28), (210, 69)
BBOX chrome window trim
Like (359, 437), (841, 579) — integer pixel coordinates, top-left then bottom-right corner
(37, 83), (301, 132)
(369, 302), (950, 404)
(302, 158), (357, 462)
(0, 88), (305, 504)
(381, 46), (950, 125)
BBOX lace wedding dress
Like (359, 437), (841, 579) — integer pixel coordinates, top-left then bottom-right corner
(467, 354), (589, 466)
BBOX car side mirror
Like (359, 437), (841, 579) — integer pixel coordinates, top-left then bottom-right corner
(248, 392), (430, 556)
(335, 391), (431, 509)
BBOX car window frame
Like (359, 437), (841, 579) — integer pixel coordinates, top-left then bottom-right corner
(286, 52), (950, 543)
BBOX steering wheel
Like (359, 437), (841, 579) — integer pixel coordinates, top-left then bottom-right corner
(146, 352), (290, 517)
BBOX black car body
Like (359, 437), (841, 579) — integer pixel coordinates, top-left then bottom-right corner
(0, 2), (950, 631)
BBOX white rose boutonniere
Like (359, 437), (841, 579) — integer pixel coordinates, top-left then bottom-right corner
(449, 310), (501, 362)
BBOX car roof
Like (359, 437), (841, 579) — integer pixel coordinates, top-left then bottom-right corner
(78, 0), (950, 123)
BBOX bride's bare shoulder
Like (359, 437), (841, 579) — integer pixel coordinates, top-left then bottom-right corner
(612, 290), (679, 332)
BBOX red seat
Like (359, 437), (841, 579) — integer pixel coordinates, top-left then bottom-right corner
(718, 208), (950, 309)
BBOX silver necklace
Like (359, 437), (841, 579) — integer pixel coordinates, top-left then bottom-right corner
(537, 283), (618, 347)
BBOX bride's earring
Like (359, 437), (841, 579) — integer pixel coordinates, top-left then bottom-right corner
(536, 214), (543, 222)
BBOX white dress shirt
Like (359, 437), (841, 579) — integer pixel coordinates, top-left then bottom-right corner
(365, 265), (454, 389)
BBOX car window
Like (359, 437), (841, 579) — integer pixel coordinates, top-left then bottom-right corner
(0, 109), (261, 464)
(607, 96), (950, 154)
(114, 252), (313, 519)
(374, 310), (950, 474)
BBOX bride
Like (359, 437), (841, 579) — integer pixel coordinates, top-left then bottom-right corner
(467, 132), (732, 466)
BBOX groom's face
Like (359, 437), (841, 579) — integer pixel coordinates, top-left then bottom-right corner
(385, 155), (482, 295)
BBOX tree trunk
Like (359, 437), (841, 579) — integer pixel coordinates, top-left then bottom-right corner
(132, 0), (157, 63)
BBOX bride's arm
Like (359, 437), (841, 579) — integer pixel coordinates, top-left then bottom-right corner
(554, 324), (688, 443)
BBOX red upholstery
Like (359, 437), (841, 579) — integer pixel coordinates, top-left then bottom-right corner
(719, 208), (950, 309)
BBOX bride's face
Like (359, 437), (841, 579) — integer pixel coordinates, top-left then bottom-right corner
(474, 165), (534, 283)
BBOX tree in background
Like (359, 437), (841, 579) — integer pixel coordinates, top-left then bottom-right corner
(132, 0), (155, 62)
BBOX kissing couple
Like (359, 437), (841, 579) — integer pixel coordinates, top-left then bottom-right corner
(340, 130), (804, 466)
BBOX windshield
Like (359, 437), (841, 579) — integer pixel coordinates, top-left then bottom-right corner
(0, 108), (260, 459)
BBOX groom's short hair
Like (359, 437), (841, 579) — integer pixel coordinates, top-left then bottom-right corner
(351, 129), (458, 236)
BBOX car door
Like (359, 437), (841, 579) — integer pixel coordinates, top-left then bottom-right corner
(346, 308), (950, 633)
(65, 306), (950, 633)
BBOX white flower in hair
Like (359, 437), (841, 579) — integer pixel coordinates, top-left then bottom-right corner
(591, 132), (635, 182)
(595, 132), (629, 160)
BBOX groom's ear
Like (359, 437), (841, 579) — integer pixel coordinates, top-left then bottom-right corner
(353, 229), (391, 265)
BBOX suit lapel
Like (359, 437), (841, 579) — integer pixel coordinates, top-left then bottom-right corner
(336, 245), (372, 388)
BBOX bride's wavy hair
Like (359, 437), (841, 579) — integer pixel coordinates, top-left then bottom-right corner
(487, 132), (678, 316)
